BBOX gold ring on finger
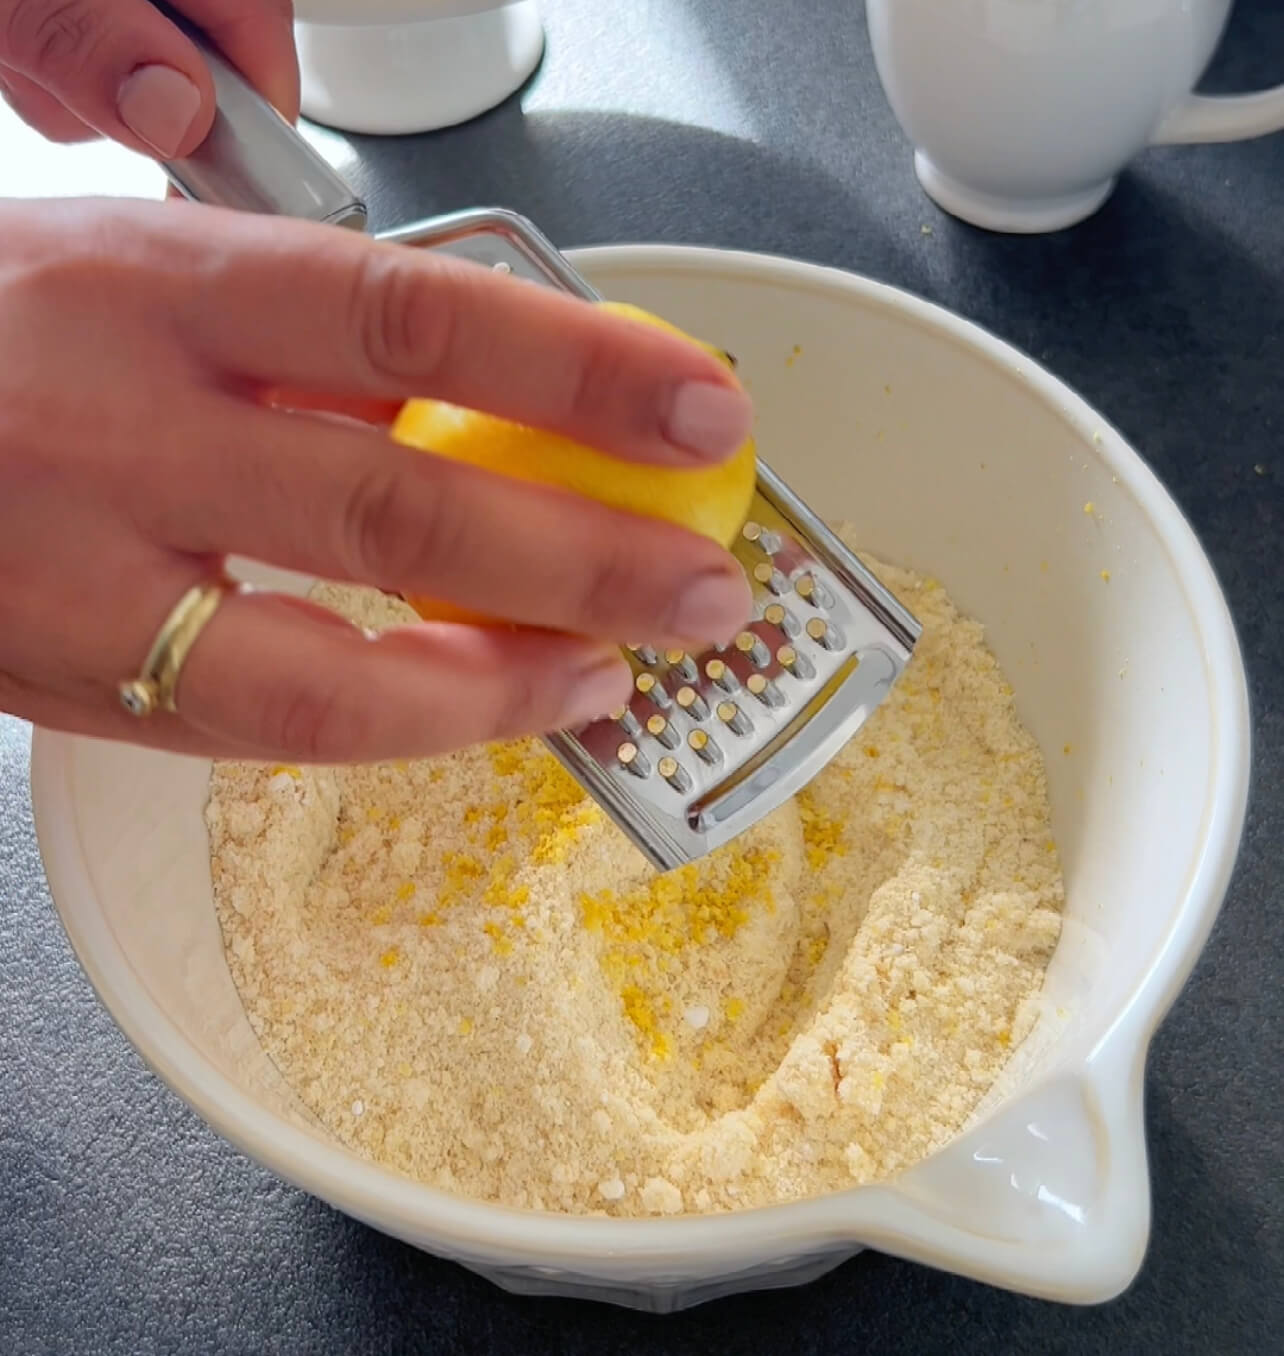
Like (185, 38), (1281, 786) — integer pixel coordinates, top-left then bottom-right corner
(117, 575), (241, 718)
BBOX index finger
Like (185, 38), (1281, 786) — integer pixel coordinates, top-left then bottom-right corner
(172, 205), (755, 468)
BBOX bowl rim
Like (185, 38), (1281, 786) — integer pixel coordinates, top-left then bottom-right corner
(30, 242), (1252, 1304)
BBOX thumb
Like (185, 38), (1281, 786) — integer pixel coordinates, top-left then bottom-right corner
(2, 0), (215, 157)
(1, 1), (298, 160)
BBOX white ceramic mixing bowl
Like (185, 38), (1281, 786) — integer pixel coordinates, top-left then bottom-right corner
(30, 246), (1250, 1313)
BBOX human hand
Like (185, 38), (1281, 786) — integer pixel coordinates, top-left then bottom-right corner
(0, 0), (298, 156)
(0, 197), (755, 763)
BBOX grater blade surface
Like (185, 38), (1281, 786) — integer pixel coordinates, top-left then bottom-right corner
(383, 210), (922, 871)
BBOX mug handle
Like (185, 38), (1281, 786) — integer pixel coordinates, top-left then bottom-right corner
(1151, 83), (1284, 145)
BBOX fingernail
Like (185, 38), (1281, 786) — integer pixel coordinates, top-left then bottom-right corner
(669, 568), (754, 646)
(558, 655), (635, 727)
(117, 65), (203, 158)
(665, 381), (754, 461)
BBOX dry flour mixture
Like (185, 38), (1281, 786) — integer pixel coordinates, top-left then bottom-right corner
(207, 529), (1064, 1216)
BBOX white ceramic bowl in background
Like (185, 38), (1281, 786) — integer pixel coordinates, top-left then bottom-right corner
(30, 246), (1250, 1313)
(294, 1), (544, 135)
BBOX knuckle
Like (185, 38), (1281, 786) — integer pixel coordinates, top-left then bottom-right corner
(4, 0), (105, 80)
(339, 462), (408, 581)
(1, 206), (127, 304)
(569, 529), (653, 634)
(487, 667), (544, 741)
(337, 458), (462, 588)
(349, 250), (457, 386)
(0, 216), (161, 440)
(264, 677), (367, 761)
(563, 337), (629, 427)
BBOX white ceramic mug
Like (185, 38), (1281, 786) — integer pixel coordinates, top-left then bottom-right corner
(294, 0), (545, 136)
(866, 0), (1284, 232)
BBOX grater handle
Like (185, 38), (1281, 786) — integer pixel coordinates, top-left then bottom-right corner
(150, 2), (368, 231)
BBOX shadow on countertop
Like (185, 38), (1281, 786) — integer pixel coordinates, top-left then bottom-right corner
(343, 104), (921, 280)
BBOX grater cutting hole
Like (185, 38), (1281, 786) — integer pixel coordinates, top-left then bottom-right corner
(717, 701), (753, 736)
(628, 644), (659, 666)
(664, 648), (699, 682)
(796, 572), (835, 609)
(611, 705), (642, 738)
(742, 521), (783, 555)
(746, 673), (785, 708)
(734, 630), (771, 668)
(635, 672), (671, 709)
(658, 755), (692, 793)
(688, 728), (722, 764)
(777, 644), (816, 680)
(763, 602), (801, 637)
(705, 659), (739, 693)
(753, 562), (788, 595)
(492, 260), (513, 274)
(617, 742), (650, 777)
(646, 714), (680, 749)
(805, 617), (844, 651)
(676, 685), (710, 720)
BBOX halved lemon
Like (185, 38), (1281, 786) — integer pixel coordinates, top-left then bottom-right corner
(390, 300), (756, 625)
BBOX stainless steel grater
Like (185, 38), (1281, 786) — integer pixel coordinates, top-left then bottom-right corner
(159, 18), (922, 871)
(381, 211), (923, 869)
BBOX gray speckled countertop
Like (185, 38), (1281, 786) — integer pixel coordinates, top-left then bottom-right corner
(2, 2), (1281, 1351)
